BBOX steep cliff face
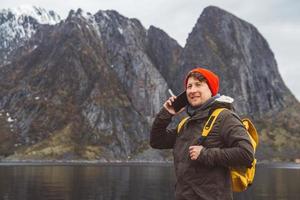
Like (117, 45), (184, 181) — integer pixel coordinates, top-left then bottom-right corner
(0, 9), (146, 160)
(0, 6), (299, 161)
(65, 9), (170, 124)
(146, 25), (183, 93)
(181, 6), (297, 117)
(179, 6), (300, 161)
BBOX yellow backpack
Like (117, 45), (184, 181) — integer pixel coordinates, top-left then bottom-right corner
(177, 108), (259, 192)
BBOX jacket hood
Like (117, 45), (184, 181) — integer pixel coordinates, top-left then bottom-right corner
(215, 95), (234, 104)
(188, 95), (235, 119)
(210, 95), (235, 114)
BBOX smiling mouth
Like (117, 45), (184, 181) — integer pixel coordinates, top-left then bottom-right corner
(190, 96), (200, 100)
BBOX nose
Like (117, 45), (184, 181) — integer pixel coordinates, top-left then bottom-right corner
(189, 85), (197, 93)
(187, 88), (196, 97)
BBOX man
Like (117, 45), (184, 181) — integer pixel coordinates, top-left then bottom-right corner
(150, 67), (254, 200)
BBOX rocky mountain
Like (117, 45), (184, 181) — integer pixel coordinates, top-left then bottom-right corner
(180, 6), (300, 161)
(180, 6), (297, 117)
(0, 8), (170, 161)
(0, 6), (61, 67)
(0, 6), (299, 162)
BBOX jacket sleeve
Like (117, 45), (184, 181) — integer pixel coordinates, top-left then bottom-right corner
(197, 111), (254, 167)
(150, 107), (177, 149)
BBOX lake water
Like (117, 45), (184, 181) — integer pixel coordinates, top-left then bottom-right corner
(0, 163), (299, 200)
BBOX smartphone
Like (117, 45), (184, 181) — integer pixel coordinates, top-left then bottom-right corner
(168, 89), (188, 112)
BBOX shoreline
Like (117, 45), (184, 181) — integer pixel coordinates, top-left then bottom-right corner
(0, 160), (300, 168)
(0, 159), (174, 166)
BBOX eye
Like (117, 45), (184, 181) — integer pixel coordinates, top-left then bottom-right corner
(195, 82), (203, 87)
(187, 84), (192, 89)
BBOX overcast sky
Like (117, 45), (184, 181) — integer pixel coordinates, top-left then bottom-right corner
(1, 0), (299, 100)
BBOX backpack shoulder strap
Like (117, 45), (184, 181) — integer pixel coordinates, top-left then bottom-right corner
(177, 117), (190, 133)
(242, 118), (259, 149)
(177, 108), (226, 135)
(202, 108), (226, 137)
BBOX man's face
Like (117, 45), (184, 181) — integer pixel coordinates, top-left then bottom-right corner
(186, 76), (212, 107)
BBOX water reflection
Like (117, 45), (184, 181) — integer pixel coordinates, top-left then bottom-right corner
(0, 163), (300, 200)
(0, 164), (175, 200)
(234, 165), (300, 200)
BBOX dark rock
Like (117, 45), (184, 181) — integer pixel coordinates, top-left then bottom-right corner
(146, 25), (183, 93)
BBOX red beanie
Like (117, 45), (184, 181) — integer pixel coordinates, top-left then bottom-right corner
(185, 68), (219, 96)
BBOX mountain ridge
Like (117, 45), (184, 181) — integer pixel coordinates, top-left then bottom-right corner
(0, 6), (299, 162)
(180, 6), (297, 117)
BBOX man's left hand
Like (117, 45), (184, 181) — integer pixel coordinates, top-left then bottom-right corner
(189, 145), (204, 160)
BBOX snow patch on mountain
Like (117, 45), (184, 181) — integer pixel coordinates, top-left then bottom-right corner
(1, 5), (61, 25)
(0, 5), (61, 66)
(0, 5), (61, 41)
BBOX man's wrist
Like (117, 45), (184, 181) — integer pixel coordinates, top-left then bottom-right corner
(160, 107), (174, 119)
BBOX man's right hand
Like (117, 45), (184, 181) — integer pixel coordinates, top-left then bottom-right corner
(163, 96), (185, 115)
